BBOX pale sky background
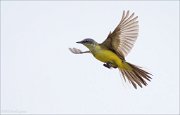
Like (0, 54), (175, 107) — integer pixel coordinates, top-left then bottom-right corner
(1, 1), (179, 114)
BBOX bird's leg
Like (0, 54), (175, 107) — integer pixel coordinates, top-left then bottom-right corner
(103, 63), (111, 69)
(69, 48), (90, 54)
(103, 62), (118, 69)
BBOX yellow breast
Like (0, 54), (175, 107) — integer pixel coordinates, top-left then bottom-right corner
(92, 49), (122, 67)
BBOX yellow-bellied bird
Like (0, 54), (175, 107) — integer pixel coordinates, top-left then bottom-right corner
(69, 10), (152, 89)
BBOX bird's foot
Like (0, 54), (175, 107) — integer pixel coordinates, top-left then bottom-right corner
(103, 62), (117, 69)
(103, 63), (111, 69)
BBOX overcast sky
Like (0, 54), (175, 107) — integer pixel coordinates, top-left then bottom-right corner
(1, 1), (179, 114)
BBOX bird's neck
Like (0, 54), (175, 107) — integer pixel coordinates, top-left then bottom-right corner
(86, 43), (101, 53)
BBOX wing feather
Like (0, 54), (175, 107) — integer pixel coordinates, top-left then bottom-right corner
(101, 10), (139, 58)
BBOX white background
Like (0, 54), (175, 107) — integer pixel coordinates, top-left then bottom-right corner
(1, 1), (179, 114)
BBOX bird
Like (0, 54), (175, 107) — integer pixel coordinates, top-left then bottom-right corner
(69, 10), (152, 89)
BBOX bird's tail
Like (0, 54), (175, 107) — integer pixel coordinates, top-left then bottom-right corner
(118, 62), (152, 89)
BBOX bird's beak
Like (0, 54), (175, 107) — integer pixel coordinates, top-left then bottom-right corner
(76, 41), (83, 44)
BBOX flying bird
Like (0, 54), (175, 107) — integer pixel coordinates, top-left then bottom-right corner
(69, 10), (152, 89)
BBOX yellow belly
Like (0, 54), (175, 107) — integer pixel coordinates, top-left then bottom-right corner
(92, 49), (122, 67)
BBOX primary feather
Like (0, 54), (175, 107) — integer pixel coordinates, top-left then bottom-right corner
(101, 10), (139, 59)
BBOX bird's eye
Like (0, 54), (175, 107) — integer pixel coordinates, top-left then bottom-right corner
(84, 40), (88, 43)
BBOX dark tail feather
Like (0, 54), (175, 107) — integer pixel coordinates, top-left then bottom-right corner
(119, 62), (152, 89)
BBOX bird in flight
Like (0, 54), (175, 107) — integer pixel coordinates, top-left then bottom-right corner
(69, 10), (152, 89)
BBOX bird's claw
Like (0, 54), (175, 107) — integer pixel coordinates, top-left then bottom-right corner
(103, 63), (117, 69)
(103, 63), (111, 69)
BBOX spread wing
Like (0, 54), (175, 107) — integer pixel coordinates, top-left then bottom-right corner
(101, 10), (139, 59)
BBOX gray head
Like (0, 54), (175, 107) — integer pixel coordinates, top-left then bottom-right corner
(76, 38), (98, 50)
(76, 38), (96, 44)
